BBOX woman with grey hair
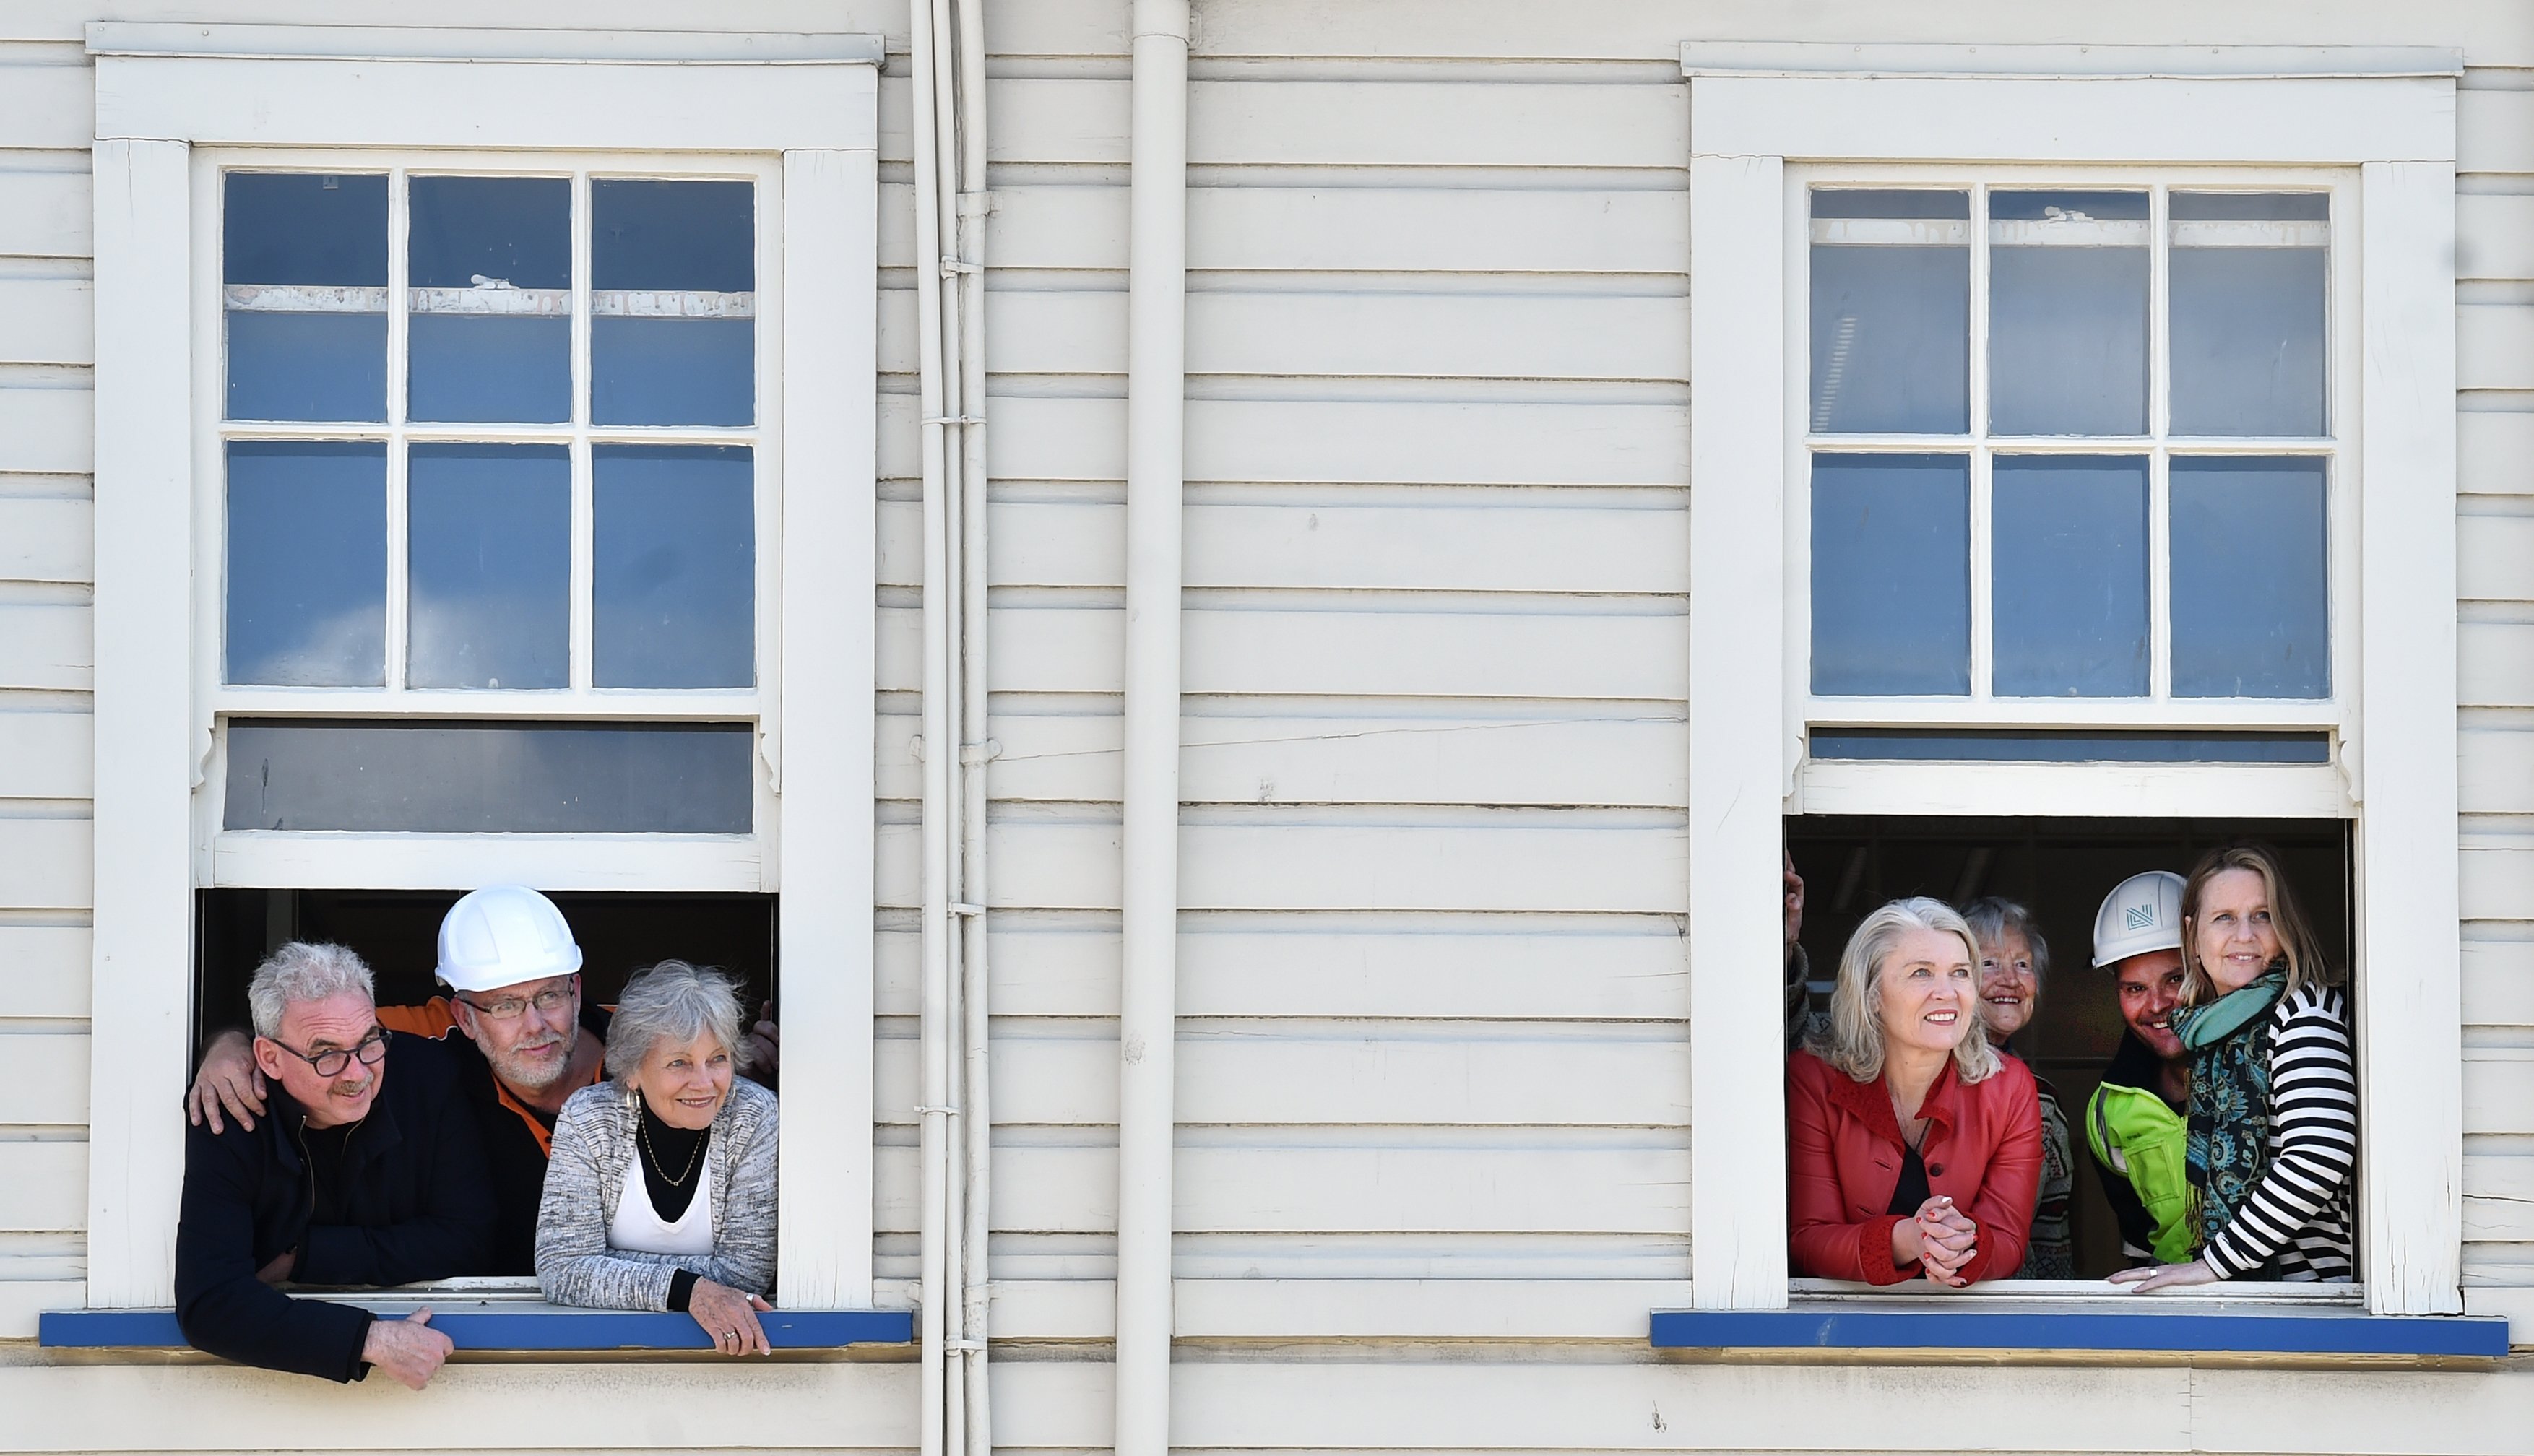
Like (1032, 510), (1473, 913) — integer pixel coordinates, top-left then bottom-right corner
(1786, 898), (2044, 1286)
(535, 961), (779, 1354)
(1960, 898), (2075, 1279)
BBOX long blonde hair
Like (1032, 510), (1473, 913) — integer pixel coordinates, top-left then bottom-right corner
(2178, 843), (2340, 1005)
(1805, 896), (2002, 1086)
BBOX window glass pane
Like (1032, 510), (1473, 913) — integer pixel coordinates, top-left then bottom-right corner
(223, 721), (753, 833)
(223, 173), (387, 422)
(407, 176), (572, 424)
(2170, 193), (2328, 438)
(594, 445), (756, 688)
(225, 441), (386, 685)
(407, 444), (571, 690)
(1810, 454), (1970, 696)
(2171, 457), (2330, 698)
(1990, 455), (2149, 697)
(591, 179), (754, 425)
(1989, 191), (2149, 436)
(1809, 190), (1970, 434)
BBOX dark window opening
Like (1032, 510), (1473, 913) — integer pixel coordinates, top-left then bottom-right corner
(1786, 815), (2353, 1281)
(194, 888), (778, 1059)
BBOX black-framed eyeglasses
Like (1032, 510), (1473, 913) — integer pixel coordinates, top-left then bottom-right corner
(457, 982), (576, 1023)
(264, 1026), (390, 1078)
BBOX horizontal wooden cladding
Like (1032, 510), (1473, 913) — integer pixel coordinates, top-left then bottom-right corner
(2459, 194), (2534, 282)
(0, 168), (85, 259)
(2461, 935), (2534, 1028)
(0, 818), (89, 909)
(875, 816), (1687, 913)
(0, 925), (88, 1018)
(0, 603), (89, 691)
(878, 601), (1689, 698)
(882, 77), (1686, 169)
(875, 1140), (1687, 1235)
(0, 1140), (83, 1231)
(0, 707), (90, 799)
(2464, 1150), (2534, 1241)
(2459, 511), (2534, 604)
(878, 494), (1689, 594)
(2464, 1048), (2534, 1135)
(2460, 620), (2534, 706)
(0, 1029), (85, 1124)
(881, 395), (1690, 486)
(2462, 843), (2534, 921)
(874, 1029), (1688, 1127)
(0, 277), (90, 365)
(2460, 90), (2534, 175)
(2460, 412), (2534, 497)
(903, 287), (1689, 381)
(2460, 303), (2534, 391)
(0, 494), (89, 584)
(987, 1276), (1697, 1341)
(879, 707), (1687, 806)
(896, 183), (1687, 274)
(0, 382), (91, 475)
(2461, 729), (2534, 815)
(875, 916), (1688, 1021)
(0, 61), (87, 152)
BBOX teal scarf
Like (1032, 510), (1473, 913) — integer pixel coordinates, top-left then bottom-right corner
(2175, 968), (2288, 1266)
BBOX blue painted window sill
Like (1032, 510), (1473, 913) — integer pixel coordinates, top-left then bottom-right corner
(41, 1300), (914, 1353)
(1651, 1304), (2509, 1358)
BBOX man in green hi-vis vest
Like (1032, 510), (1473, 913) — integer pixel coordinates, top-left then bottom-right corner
(2085, 870), (2197, 1266)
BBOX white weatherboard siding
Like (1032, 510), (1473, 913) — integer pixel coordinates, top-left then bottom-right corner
(7, 1), (2534, 1453)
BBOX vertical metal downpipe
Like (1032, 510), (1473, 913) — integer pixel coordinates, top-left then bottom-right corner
(1115, 3), (1190, 1454)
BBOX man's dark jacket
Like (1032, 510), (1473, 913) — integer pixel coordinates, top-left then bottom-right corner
(173, 1034), (497, 1382)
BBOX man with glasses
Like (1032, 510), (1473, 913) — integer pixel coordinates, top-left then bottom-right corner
(192, 886), (613, 1275)
(176, 941), (494, 1387)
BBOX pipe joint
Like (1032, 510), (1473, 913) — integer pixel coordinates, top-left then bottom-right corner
(1132, 0), (1190, 43)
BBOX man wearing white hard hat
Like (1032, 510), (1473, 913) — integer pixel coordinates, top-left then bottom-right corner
(2082, 870), (2196, 1266)
(190, 887), (610, 1274)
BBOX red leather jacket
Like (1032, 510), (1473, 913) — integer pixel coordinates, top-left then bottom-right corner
(1786, 1048), (2043, 1285)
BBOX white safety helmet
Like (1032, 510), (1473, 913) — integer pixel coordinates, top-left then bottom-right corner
(436, 885), (583, 994)
(2092, 870), (2187, 968)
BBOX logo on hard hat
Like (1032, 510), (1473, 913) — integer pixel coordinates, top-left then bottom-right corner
(2127, 905), (2157, 930)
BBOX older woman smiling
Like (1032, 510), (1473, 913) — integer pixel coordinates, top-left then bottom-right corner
(1787, 898), (2044, 1286)
(1961, 898), (2075, 1279)
(535, 961), (781, 1353)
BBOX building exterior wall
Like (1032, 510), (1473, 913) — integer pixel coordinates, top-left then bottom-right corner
(2, 0), (2532, 1450)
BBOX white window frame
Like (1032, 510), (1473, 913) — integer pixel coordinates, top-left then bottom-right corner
(1680, 43), (2462, 1316)
(85, 23), (881, 1312)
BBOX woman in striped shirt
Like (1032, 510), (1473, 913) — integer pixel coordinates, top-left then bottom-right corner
(2109, 844), (2356, 1289)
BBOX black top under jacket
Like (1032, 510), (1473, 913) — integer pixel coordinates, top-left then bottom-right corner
(173, 1034), (497, 1382)
(426, 1002), (614, 1275)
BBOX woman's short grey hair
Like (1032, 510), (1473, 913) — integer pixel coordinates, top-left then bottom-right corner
(1960, 896), (2051, 989)
(1804, 897), (2002, 1086)
(246, 942), (376, 1040)
(605, 961), (753, 1082)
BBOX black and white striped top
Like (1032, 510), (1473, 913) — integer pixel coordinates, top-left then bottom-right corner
(2201, 984), (2358, 1282)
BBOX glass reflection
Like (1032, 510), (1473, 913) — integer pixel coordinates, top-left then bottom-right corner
(225, 441), (387, 685)
(594, 445), (756, 688)
(592, 179), (755, 425)
(407, 176), (572, 423)
(2170, 193), (2329, 438)
(1809, 190), (1971, 434)
(1990, 456), (2150, 697)
(1810, 454), (1971, 696)
(2171, 457), (2330, 698)
(223, 173), (388, 422)
(1989, 191), (2150, 436)
(407, 444), (571, 690)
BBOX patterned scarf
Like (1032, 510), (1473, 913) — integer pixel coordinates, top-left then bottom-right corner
(2174, 968), (2288, 1264)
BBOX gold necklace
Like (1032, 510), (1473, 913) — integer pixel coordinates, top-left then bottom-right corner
(637, 1103), (706, 1187)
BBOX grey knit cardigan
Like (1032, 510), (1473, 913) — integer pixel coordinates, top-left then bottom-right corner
(534, 1076), (779, 1309)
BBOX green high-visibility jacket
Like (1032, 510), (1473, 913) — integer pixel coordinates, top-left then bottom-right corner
(2085, 1078), (2193, 1265)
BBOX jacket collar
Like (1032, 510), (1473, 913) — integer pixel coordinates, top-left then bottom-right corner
(267, 1067), (405, 1173)
(1822, 1055), (1962, 1142)
(2101, 1029), (2182, 1106)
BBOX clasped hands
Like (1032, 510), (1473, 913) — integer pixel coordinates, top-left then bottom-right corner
(1890, 1195), (1978, 1287)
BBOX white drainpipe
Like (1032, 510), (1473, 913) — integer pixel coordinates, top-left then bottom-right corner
(1116, 3), (1189, 1453)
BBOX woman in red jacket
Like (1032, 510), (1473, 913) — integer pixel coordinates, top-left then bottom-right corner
(1788, 896), (2044, 1286)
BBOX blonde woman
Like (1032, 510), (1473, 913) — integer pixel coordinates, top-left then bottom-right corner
(2111, 845), (2355, 1290)
(1787, 898), (2044, 1286)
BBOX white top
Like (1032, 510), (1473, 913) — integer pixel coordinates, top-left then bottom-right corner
(607, 1149), (716, 1257)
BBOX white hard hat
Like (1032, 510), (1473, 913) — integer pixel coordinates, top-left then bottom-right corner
(2093, 870), (2187, 968)
(436, 885), (583, 994)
